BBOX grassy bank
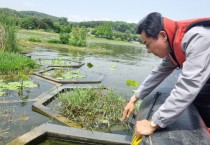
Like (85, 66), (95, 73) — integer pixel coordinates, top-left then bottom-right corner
(18, 29), (58, 37)
(0, 51), (37, 75)
(18, 39), (113, 54)
(17, 29), (143, 54)
(88, 35), (144, 46)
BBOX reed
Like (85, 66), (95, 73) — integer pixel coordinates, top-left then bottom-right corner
(0, 14), (18, 52)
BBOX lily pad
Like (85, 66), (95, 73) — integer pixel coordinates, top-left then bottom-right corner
(108, 64), (117, 71)
(8, 82), (22, 87)
(87, 62), (94, 68)
(44, 69), (86, 79)
(5, 82), (20, 90)
(23, 81), (38, 88)
(0, 80), (38, 96)
(126, 80), (139, 87)
(39, 58), (70, 66)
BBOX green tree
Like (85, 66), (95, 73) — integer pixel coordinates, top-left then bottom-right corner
(113, 31), (124, 41)
(69, 27), (87, 47)
(19, 17), (40, 29)
(59, 17), (68, 26)
(115, 23), (130, 33)
(60, 24), (72, 33)
(40, 18), (54, 31)
(54, 19), (72, 33)
(0, 8), (20, 17)
(95, 23), (113, 39)
(59, 33), (70, 44)
(53, 22), (61, 33)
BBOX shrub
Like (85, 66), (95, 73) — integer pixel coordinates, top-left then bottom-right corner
(47, 39), (60, 44)
(69, 27), (87, 47)
(59, 33), (70, 44)
(28, 37), (42, 42)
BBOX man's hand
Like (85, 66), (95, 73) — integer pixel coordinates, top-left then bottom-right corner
(121, 95), (137, 121)
(135, 119), (157, 136)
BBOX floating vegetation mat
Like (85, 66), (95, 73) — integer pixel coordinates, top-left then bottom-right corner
(50, 87), (130, 133)
(34, 57), (84, 68)
(35, 67), (104, 84)
(43, 69), (86, 80)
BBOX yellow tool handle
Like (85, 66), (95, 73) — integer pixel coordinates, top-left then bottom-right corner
(131, 134), (143, 145)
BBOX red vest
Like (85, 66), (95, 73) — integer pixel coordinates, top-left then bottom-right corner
(163, 17), (210, 67)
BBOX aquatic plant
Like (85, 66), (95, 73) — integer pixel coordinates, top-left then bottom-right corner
(108, 64), (118, 71)
(38, 58), (69, 66)
(126, 79), (141, 114)
(126, 80), (139, 87)
(126, 79), (139, 94)
(87, 62), (94, 68)
(43, 69), (86, 80)
(53, 87), (128, 132)
(0, 78), (38, 98)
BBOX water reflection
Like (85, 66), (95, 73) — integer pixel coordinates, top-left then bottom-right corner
(29, 42), (160, 98)
(88, 41), (147, 63)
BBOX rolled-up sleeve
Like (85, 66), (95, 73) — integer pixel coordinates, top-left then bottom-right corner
(152, 26), (210, 128)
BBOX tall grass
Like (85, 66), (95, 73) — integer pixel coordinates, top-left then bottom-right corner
(55, 87), (128, 132)
(0, 14), (18, 52)
(28, 37), (42, 42)
(0, 51), (36, 74)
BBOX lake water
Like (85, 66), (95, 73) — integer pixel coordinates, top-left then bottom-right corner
(29, 42), (160, 98)
(0, 42), (160, 144)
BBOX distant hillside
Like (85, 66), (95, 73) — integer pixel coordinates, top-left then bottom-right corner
(0, 8), (59, 22)
(0, 8), (20, 17)
(18, 11), (59, 22)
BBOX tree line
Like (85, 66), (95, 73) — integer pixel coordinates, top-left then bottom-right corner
(0, 8), (142, 46)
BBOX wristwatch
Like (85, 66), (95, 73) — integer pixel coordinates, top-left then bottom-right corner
(150, 120), (159, 129)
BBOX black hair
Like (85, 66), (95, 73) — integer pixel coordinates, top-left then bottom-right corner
(136, 12), (163, 38)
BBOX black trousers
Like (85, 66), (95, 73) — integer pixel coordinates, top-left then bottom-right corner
(193, 84), (210, 127)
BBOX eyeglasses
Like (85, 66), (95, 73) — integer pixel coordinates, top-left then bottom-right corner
(145, 39), (153, 49)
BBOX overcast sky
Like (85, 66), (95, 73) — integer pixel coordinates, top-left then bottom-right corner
(1, 0), (210, 23)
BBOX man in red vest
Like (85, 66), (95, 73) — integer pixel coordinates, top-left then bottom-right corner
(121, 12), (210, 136)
